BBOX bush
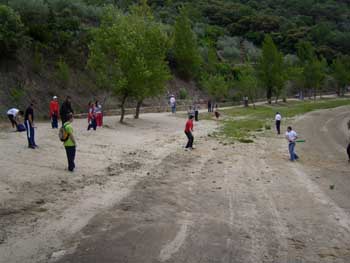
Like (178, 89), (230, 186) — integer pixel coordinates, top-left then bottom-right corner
(0, 4), (25, 58)
(179, 88), (188, 99)
(56, 58), (70, 87)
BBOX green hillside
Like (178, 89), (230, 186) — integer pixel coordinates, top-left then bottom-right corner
(1, 0), (350, 119)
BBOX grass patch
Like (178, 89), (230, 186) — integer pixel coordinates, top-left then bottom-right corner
(220, 98), (350, 142)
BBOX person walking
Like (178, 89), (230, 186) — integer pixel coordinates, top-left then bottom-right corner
(87, 102), (97, 131)
(184, 115), (194, 150)
(24, 102), (37, 149)
(49, 96), (60, 129)
(275, 112), (282, 135)
(63, 113), (76, 172)
(60, 96), (74, 125)
(94, 100), (103, 127)
(285, 126), (299, 161)
(7, 108), (19, 129)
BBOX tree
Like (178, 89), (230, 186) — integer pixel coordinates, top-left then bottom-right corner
(130, 0), (171, 119)
(88, 5), (170, 123)
(201, 73), (229, 103)
(256, 35), (285, 104)
(172, 6), (201, 80)
(303, 56), (327, 99)
(236, 64), (259, 108)
(0, 4), (24, 58)
(331, 56), (350, 97)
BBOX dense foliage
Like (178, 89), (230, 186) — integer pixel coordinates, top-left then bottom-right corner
(0, 0), (350, 111)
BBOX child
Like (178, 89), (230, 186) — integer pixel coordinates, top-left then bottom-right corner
(94, 100), (103, 127)
(214, 104), (220, 119)
(184, 115), (194, 150)
(63, 113), (77, 172)
(16, 111), (26, 132)
(285, 126), (299, 161)
(87, 101), (97, 131)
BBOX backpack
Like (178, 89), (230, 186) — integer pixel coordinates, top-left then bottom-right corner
(59, 124), (69, 142)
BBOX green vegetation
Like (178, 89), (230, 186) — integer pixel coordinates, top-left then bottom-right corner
(220, 98), (350, 142)
(88, 4), (170, 122)
(1, 0), (350, 117)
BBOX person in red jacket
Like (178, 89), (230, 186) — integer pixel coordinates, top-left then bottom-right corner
(49, 96), (59, 129)
(184, 115), (194, 150)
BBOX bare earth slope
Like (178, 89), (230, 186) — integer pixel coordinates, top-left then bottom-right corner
(1, 106), (350, 263)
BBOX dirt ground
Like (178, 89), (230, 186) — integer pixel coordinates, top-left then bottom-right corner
(0, 106), (350, 263)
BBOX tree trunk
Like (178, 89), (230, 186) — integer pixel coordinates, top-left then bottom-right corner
(267, 86), (272, 104)
(134, 100), (142, 119)
(119, 95), (128, 123)
(275, 96), (279, 104)
(313, 88), (316, 101)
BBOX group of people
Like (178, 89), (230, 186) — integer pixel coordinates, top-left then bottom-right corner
(6, 96), (105, 172)
(87, 101), (103, 131)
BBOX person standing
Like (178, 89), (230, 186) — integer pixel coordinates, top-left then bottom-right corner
(170, 95), (176, 114)
(347, 120), (350, 163)
(24, 102), (37, 149)
(60, 96), (74, 125)
(63, 113), (76, 172)
(208, 100), (212, 112)
(6, 108), (19, 129)
(87, 102), (97, 131)
(94, 100), (103, 127)
(184, 115), (194, 150)
(285, 126), (299, 161)
(275, 112), (282, 135)
(49, 96), (60, 129)
(194, 104), (199, 121)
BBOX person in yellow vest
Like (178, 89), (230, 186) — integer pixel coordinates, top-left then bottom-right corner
(63, 113), (77, 172)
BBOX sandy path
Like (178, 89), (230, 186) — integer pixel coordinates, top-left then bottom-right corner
(54, 106), (350, 263)
(0, 113), (216, 263)
(1, 106), (350, 263)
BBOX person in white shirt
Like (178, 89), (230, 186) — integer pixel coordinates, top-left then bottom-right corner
(7, 108), (19, 128)
(170, 96), (176, 114)
(275, 112), (282, 134)
(285, 126), (299, 161)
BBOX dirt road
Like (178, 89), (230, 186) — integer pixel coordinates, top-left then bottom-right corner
(1, 106), (350, 263)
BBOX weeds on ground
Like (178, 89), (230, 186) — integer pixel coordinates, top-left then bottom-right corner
(220, 98), (350, 143)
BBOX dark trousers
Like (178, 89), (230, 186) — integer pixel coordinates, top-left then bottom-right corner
(88, 119), (97, 130)
(208, 105), (212, 112)
(25, 120), (36, 147)
(8, 114), (17, 128)
(347, 143), (350, 160)
(185, 131), (194, 148)
(51, 114), (58, 129)
(195, 110), (199, 121)
(65, 146), (76, 171)
(276, 120), (281, 134)
(61, 117), (67, 126)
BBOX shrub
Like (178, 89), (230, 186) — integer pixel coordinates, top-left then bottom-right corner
(0, 4), (25, 58)
(179, 88), (188, 99)
(56, 58), (70, 87)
